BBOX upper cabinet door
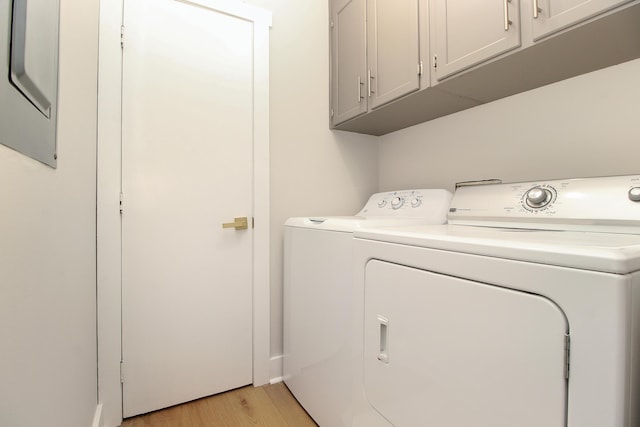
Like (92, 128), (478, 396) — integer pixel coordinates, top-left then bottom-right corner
(531, 0), (632, 40)
(331, 0), (368, 126)
(367, 0), (420, 109)
(432, 0), (521, 81)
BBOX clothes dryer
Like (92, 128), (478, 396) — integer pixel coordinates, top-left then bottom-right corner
(352, 175), (640, 427)
(283, 189), (452, 427)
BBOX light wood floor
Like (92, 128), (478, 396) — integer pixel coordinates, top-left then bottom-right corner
(120, 383), (318, 427)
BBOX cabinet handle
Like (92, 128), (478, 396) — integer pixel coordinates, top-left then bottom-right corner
(368, 69), (375, 97)
(533, 0), (541, 19)
(357, 76), (364, 103)
(503, 0), (513, 31)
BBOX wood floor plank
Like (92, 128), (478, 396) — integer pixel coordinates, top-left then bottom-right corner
(204, 385), (286, 426)
(120, 383), (317, 427)
(264, 383), (318, 427)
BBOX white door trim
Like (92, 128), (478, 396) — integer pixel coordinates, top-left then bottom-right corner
(96, 2), (271, 426)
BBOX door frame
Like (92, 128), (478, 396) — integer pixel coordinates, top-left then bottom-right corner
(96, 1), (272, 426)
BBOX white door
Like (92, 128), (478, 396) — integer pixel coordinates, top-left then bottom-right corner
(121, 0), (254, 417)
(432, 0), (521, 80)
(364, 260), (568, 427)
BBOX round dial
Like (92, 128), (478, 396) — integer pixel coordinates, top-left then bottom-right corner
(525, 187), (552, 208)
(410, 198), (422, 208)
(390, 196), (404, 209)
(377, 199), (387, 208)
(629, 187), (640, 202)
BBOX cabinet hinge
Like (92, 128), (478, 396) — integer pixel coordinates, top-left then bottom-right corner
(252, 217), (255, 228)
(564, 334), (571, 379)
(120, 25), (125, 48)
(119, 192), (124, 214)
(433, 54), (437, 69)
(330, 19), (334, 28)
(331, 108), (334, 118)
(418, 61), (424, 76)
(120, 361), (125, 384)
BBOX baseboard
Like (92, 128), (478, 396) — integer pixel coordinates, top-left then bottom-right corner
(269, 354), (283, 384)
(91, 403), (103, 427)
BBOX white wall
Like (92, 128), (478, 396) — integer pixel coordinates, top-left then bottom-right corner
(0, 0), (100, 426)
(243, 0), (379, 363)
(379, 59), (640, 192)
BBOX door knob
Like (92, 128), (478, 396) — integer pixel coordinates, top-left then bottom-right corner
(222, 216), (248, 230)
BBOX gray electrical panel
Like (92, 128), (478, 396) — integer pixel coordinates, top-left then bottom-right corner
(1, 0), (60, 168)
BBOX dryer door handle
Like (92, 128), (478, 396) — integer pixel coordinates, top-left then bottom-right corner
(377, 315), (389, 364)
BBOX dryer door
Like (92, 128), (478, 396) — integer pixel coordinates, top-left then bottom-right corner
(363, 260), (568, 427)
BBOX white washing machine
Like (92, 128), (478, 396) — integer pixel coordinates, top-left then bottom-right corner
(352, 175), (640, 427)
(283, 189), (452, 427)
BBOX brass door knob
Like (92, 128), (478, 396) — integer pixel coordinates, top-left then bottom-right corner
(222, 217), (248, 230)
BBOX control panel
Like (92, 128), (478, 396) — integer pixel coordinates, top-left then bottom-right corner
(448, 175), (640, 233)
(357, 189), (452, 218)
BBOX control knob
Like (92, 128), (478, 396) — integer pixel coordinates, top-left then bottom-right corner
(525, 187), (552, 208)
(629, 187), (640, 202)
(410, 198), (422, 208)
(390, 197), (404, 209)
(377, 199), (387, 208)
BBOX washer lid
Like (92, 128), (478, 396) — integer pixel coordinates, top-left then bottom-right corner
(355, 224), (640, 274)
(284, 216), (445, 233)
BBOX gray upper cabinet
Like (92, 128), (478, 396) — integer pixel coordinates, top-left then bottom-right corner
(331, 0), (423, 126)
(367, 0), (421, 109)
(531, 0), (633, 40)
(431, 0), (522, 81)
(331, 0), (368, 125)
(331, 0), (640, 135)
